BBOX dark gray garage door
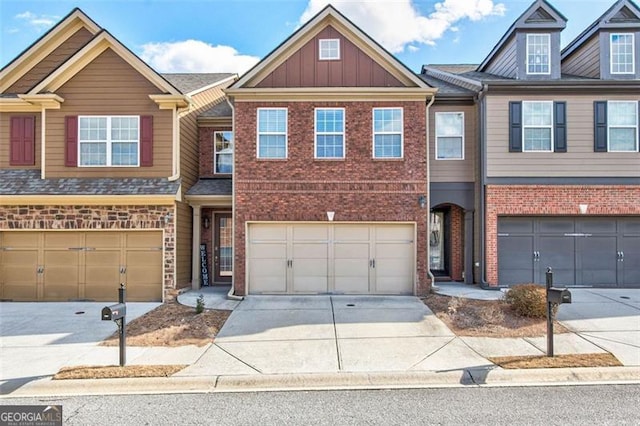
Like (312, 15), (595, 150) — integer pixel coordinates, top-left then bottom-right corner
(498, 217), (640, 288)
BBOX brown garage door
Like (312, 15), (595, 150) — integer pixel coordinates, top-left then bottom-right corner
(0, 231), (163, 301)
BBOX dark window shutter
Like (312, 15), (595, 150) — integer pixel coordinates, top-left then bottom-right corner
(9, 116), (35, 165)
(509, 101), (522, 152)
(65, 116), (78, 166)
(554, 102), (567, 153)
(594, 101), (607, 152)
(140, 115), (153, 166)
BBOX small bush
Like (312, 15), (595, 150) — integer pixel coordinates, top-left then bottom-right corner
(504, 284), (554, 318)
(195, 294), (205, 314)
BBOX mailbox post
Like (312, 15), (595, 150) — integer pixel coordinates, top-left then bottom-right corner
(101, 283), (127, 366)
(545, 268), (572, 357)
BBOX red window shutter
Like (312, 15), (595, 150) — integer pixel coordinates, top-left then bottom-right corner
(140, 115), (153, 166)
(65, 115), (78, 166)
(9, 116), (35, 166)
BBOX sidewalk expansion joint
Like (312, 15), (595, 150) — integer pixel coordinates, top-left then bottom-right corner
(329, 296), (343, 371)
(213, 343), (262, 374)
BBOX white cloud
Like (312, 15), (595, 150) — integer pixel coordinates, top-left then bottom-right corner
(15, 11), (59, 31)
(140, 40), (259, 74)
(300, 0), (505, 53)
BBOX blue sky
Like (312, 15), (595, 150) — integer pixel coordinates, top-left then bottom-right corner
(0, 0), (623, 74)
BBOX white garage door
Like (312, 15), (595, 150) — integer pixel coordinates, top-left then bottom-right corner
(247, 223), (415, 295)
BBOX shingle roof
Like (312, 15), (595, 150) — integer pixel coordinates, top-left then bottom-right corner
(186, 179), (232, 196)
(200, 101), (232, 118)
(161, 73), (235, 94)
(0, 169), (180, 195)
(417, 74), (476, 95)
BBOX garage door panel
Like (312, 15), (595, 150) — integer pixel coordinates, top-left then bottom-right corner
(250, 243), (287, 259)
(334, 244), (370, 294)
(579, 219), (616, 234)
(334, 225), (370, 241)
(2, 250), (38, 300)
(44, 232), (82, 248)
(125, 232), (162, 249)
(293, 243), (327, 258)
(292, 224), (328, 241)
(498, 235), (534, 285)
(249, 259), (286, 293)
(538, 219), (575, 234)
(2, 232), (40, 247)
(578, 236), (617, 286)
(43, 250), (79, 300)
(85, 250), (121, 300)
(498, 218), (533, 233)
(622, 236), (640, 287)
(375, 276), (412, 294)
(86, 232), (121, 248)
(251, 224), (287, 240)
(621, 219), (640, 235)
(376, 225), (413, 241)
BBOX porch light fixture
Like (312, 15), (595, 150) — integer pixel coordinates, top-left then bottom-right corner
(327, 211), (335, 221)
(418, 195), (426, 209)
(203, 215), (210, 229)
(164, 213), (172, 224)
(579, 204), (588, 214)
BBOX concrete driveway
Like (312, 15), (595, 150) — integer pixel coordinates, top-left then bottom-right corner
(0, 302), (159, 391)
(177, 295), (492, 377)
(556, 288), (640, 366)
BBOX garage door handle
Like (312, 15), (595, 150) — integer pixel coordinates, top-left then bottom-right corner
(370, 259), (376, 268)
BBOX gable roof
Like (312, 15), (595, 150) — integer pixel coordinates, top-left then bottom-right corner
(228, 5), (432, 91)
(562, 0), (640, 59)
(478, 0), (567, 72)
(0, 8), (101, 93)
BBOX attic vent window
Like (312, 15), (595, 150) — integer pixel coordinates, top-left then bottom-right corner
(319, 39), (340, 60)
(526, 34), (550, 75)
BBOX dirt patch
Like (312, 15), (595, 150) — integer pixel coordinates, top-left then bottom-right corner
(422, 293), (569, 337)
(489, 353), (622, 369)
(54, 365), (186, 380)
(101, 302), (230, 347)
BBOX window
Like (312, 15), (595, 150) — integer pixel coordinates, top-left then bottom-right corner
(608, 101), (638, 152)
(257, 108), (287, 159)
(78, 116), (139, 166)
(526, 34), (550, 74)
(319, 39), (340, 60)
(435, 112), (464, 159)
(214, 131), (233, 173)
(610, 33), (635, 74)
(373, 108), (403, 158)
(315, 108), (344, 158)
(522, 101), (553, 152)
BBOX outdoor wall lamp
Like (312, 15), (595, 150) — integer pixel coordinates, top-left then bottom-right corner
(203, 215), (210, 229)
(164, 212), (172, 224)
(418, 195), (426, 209)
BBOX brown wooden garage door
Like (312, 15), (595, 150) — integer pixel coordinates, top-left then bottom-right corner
(0, 231), (163, 301)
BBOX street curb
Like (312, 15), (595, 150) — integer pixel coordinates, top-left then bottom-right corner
(2, 367), (639, 397)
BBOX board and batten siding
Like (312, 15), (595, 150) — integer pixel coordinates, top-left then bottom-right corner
(6, 28), (95, 94)
(485, 94), (640, 178)
(484, 36), (517, 79)
(255, 25), (403, 88)
(175, 200), (192, 288)
(429, 104), (476, 182)
(45, 49), (173, 178)
(0, 112), (41, 169)
(561, 35), (600, 78)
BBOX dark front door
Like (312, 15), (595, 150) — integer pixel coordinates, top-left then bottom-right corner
(214, 213), (233, 283)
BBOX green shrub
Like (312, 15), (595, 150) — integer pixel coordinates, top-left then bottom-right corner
(195, 294), (205, 314)
(504, 284), (554, 318)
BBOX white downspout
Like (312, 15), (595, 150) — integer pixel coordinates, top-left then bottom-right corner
(425, 94), (436, 292)
(41, 107), (46, 179)
(226, 96), (243, 301)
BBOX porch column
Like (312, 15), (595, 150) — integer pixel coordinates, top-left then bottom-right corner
(191, 205), (201, 290)
(464, 209), (474, 284)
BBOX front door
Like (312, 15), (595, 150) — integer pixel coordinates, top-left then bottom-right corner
(429, 210), (449, 276)
(214, 213), (233, 283)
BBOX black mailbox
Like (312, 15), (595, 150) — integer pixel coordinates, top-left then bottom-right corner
(548, 287), (572, 305)
(102, 303), (126, 321)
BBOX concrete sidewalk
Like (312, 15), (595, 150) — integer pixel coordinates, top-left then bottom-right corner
(1, 287), (639, 397)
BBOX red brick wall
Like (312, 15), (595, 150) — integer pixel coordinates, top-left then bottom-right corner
(450, 205), (463, 281)
(199, 126), (232, 177)
(0, 204), (177, 298)
(485, 185), (640, 285)
(234, 100), (429, 295)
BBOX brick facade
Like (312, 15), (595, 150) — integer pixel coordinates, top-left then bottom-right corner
(0, 204), (177, 297)
(485, 185), (640, 285)
(233, 100), (430, 296)
(449, 204), (464, 281)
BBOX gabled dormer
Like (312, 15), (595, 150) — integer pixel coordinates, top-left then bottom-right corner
(562, 0), (640, 80)
(477, 0), (567, 80)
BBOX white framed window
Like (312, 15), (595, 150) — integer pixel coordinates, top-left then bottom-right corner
(315, 108), (345, 159)
(214, 131), (233, 174)
(522, 101), (553, 152)
(435, 112), (464, 160)
(372, 108), (403, 158)
(257, 108), (287, 159)
(608, 101), (638, 152)
(526, 34), (550, 75)
(78, 116), (139, 167)
(319, 39), (340, 60)
(610, 33), (635, 74)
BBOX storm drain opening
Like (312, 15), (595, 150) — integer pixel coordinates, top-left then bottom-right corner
(346, 303), (355, 307)
(620, 296), (630, 300)
(75, 311), (85, 315)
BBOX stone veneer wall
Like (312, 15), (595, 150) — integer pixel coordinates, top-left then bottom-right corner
(485, 185), (640, 285)
(0, 204), (176, 298)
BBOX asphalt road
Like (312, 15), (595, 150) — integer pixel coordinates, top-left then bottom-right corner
(1, 385), (639, 425)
